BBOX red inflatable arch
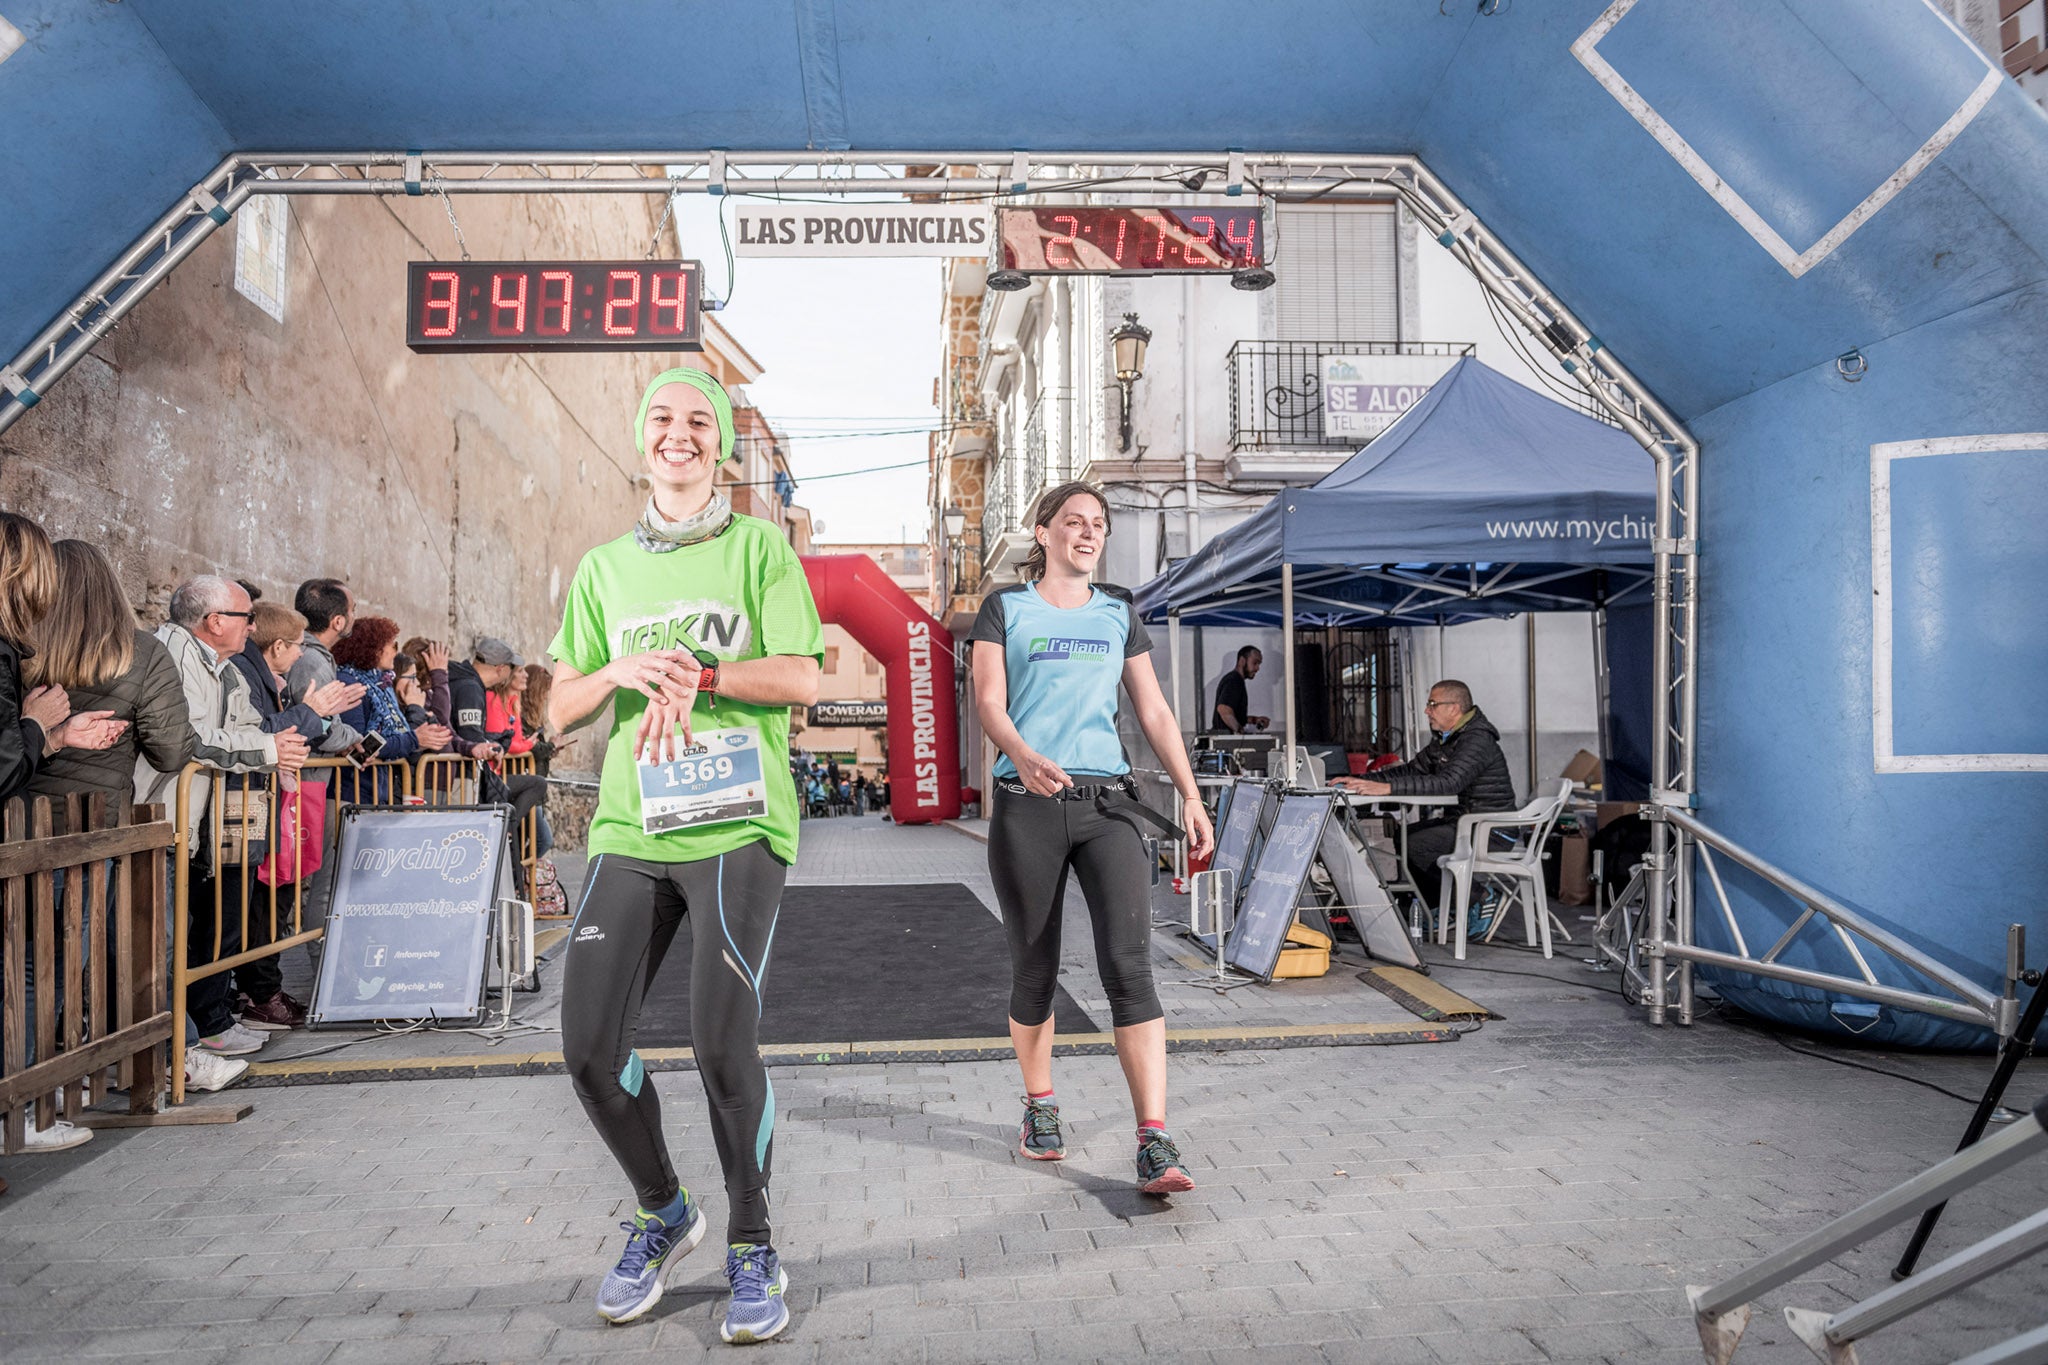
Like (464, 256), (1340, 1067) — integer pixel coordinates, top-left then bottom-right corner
(800, 555), (960, 825)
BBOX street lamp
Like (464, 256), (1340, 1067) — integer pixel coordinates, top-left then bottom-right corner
(941, 503), (966, 604)
(1110, 312), (1151, 454)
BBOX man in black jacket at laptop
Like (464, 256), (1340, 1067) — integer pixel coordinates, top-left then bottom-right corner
(1334, 679), (1516, 906)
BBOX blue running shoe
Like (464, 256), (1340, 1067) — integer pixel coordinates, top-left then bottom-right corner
(721, 1243), (790, 1344)
(594, 1193), (706, 1325)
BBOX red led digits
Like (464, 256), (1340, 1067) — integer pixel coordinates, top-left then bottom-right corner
(1139, 212), (1168, 268)
(1047, 214), (1080, 268)
(1111, 216), (1129, 264)
(409, 261), (701, 350)
(649, 270), (690, 334)
(537, 271), (572, 335)
(604, 270), (642, 336)
(488, 272), (528, 336)
(421, 271), (459, 337)
(1224, 214), (1258, 264)
(1187, 215), (1218, 266)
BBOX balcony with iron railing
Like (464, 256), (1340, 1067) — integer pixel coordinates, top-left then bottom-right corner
(1228, 340), (1477, 452)
(1021, 395), (1047, 499)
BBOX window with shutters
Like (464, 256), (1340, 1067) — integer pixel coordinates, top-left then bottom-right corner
(1273, 204), (1399, 342)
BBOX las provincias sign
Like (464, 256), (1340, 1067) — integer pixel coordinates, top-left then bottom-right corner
(734, 204), (990, 258)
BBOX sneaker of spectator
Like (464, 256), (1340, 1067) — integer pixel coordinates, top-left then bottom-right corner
(196, 1022), (266, 1056)
(184, 1049), (249, 1093)
(19, 1118), (93, 1153)
(239, 994), (297, 1031)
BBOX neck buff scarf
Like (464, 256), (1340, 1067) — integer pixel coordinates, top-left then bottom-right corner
(631, 366), (740, 553)
(634, 488), (732, 553)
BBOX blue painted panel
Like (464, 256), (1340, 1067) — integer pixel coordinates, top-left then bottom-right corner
(1416, 0), (2043, 420)
(125, 0), (813, 149)
(0, 0), (229, 367)
(1597, 0), (1988, 250)
(1692, 280), (2048, 1048)
(1889, 447), (2048, 758)
(829, 1), (1464, 152)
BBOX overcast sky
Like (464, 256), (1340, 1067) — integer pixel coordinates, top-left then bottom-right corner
(671, 195), (943, 545)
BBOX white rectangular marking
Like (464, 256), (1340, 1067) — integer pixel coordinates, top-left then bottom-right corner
(1871, 434), (2048, 774)
(1573, 0), (2001, 278)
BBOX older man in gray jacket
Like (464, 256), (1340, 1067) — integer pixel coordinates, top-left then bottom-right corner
(139, 576), (309, 1059)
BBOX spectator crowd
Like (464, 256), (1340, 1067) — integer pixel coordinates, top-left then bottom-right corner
(789, 753), (887, 820)
(0, 511), (566, 1146)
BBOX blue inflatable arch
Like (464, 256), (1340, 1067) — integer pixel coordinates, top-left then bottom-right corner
(1, 0), (2043, 1046)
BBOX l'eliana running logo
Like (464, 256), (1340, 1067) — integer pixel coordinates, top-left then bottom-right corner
(1027, 635), (1112, 663)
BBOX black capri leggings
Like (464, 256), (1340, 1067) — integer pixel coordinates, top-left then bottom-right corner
(987, 782), (1162, 1029)
(560, 839), (785, 1244)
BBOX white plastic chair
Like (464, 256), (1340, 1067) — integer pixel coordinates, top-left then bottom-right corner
(1435, 778), (1574, 960)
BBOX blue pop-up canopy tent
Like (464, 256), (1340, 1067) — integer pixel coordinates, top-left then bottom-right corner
(1136, 355), (1658, 798)
(1137, 356), (1655, 629)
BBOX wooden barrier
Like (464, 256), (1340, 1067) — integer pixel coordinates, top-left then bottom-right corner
(1, 792), (175, 1153)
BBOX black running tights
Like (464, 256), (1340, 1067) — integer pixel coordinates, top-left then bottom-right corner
(560, 840), (784, 1244)
(986, 785), (1163, 1030)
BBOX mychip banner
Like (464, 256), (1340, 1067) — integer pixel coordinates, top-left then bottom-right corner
(308, 807), (510, 1025)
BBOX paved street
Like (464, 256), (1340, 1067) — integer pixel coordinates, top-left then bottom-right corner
(3, 817), (2044, 1363)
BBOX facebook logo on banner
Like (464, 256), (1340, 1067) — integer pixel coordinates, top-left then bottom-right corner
(1026, 636), (1112, 663)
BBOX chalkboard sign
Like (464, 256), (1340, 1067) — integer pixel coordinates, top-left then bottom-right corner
(1189, 779), (1270, 950)
(1225, 791), (1334, 982)
(308, 806), (512, 1025)
(1211, 778), (1269, 884)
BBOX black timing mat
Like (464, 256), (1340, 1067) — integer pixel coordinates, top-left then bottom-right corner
(633, 882), (1100, 1046)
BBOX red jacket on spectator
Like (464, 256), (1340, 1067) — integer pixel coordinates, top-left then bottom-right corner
(484, 690), (534, 756)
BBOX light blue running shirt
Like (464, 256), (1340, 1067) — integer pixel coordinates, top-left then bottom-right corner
(970, 582), (1153, 779)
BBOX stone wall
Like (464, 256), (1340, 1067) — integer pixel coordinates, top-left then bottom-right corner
(0, 186), (676, 661)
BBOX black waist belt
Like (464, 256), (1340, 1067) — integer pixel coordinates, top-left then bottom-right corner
(998, 776), (1187, 842)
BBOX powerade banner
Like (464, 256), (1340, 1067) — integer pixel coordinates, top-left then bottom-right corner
(308, 808), (509, 1025)
(809, 700), (888, 726)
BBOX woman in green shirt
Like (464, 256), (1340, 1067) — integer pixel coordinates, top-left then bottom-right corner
(548, 368), (822, 1343)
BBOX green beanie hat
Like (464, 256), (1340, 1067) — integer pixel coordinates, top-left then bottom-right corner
(634, 367), (737, 465)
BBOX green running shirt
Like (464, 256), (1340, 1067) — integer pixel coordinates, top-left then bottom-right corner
(549, 516), (824, 866)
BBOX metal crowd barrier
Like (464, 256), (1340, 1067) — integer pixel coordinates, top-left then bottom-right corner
(168, 748), (547, 1102)
(1, 792), (176, 1150)
(413, 750), (541, 893)
(168, 755), (409, 1103)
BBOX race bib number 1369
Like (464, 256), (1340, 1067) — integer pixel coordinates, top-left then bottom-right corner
(635, 726), (767, 835)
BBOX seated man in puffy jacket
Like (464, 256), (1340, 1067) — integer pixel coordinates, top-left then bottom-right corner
(1334, 679), (1517, 906)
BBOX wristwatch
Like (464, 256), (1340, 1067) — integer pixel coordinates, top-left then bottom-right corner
(693, 648), (719, 695)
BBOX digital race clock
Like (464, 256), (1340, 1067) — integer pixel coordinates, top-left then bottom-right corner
(995, 206), (1264, 275)
(404, 260), (703, 353)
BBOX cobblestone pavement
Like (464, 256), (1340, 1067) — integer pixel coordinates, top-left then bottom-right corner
(3, 817), (2045, 1363)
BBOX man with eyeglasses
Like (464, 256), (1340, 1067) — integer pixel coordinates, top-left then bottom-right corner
(1333, 678), (1516, 907)
(136, 575), (311, 1061)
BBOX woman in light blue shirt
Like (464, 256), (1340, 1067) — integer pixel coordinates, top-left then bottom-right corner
(971, 480), (1213, 1195)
